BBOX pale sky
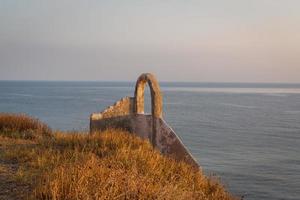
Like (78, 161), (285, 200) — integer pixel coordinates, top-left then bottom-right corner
(0, 0), (299, 82)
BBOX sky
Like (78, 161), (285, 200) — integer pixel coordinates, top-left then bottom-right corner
(0, 0), (299, 82)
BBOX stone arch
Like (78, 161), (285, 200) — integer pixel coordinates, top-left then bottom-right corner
(134, 73), (163, 118)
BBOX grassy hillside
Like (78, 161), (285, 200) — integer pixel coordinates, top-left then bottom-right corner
(0, 113), (237, 200)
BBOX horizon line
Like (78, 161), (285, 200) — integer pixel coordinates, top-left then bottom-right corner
(0, 79), (300, 85)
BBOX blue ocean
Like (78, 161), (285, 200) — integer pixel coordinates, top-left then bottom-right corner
(0, 81), (299, 200)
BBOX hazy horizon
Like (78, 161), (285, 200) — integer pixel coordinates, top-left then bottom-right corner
(1, 80), (300, 85)
(1, 0), (300, 82)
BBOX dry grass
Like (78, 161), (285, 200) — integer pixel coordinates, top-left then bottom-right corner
(0, 114), (237, 200)
(0, 165), (7, 173)
(0, 113), (51, 140)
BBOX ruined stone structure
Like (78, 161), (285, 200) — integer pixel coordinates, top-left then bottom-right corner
(90, 73), (199, 168)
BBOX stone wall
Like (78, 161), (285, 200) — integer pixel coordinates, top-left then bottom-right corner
(90, 73), (199, 169)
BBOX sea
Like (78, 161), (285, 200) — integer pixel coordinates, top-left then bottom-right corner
(0, 81), (299, 200)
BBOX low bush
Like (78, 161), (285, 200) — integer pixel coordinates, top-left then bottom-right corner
(0, 113), (51, 140)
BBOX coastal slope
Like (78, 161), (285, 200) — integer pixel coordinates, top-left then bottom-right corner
(0, 113), (236, 200)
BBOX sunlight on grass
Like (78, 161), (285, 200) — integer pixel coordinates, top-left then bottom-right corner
(0, 114), (236, 200)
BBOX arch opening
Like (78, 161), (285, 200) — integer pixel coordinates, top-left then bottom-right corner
(144, 84), (151, 114)
(134, 73), (163, 118)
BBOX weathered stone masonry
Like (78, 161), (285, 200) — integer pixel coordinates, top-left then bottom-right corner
(90, 73), (199, 168)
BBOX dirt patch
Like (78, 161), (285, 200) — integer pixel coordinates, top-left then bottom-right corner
(0, 146), (31, 200)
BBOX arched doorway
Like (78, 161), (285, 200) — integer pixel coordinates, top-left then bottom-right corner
(134, 73), (163, 145)
(134, 73), (163, 118)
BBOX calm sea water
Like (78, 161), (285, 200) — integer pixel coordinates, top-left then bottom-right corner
(0, 81), (300, 200)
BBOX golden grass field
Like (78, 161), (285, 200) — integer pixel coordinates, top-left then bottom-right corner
(0, 113), (237, 200)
